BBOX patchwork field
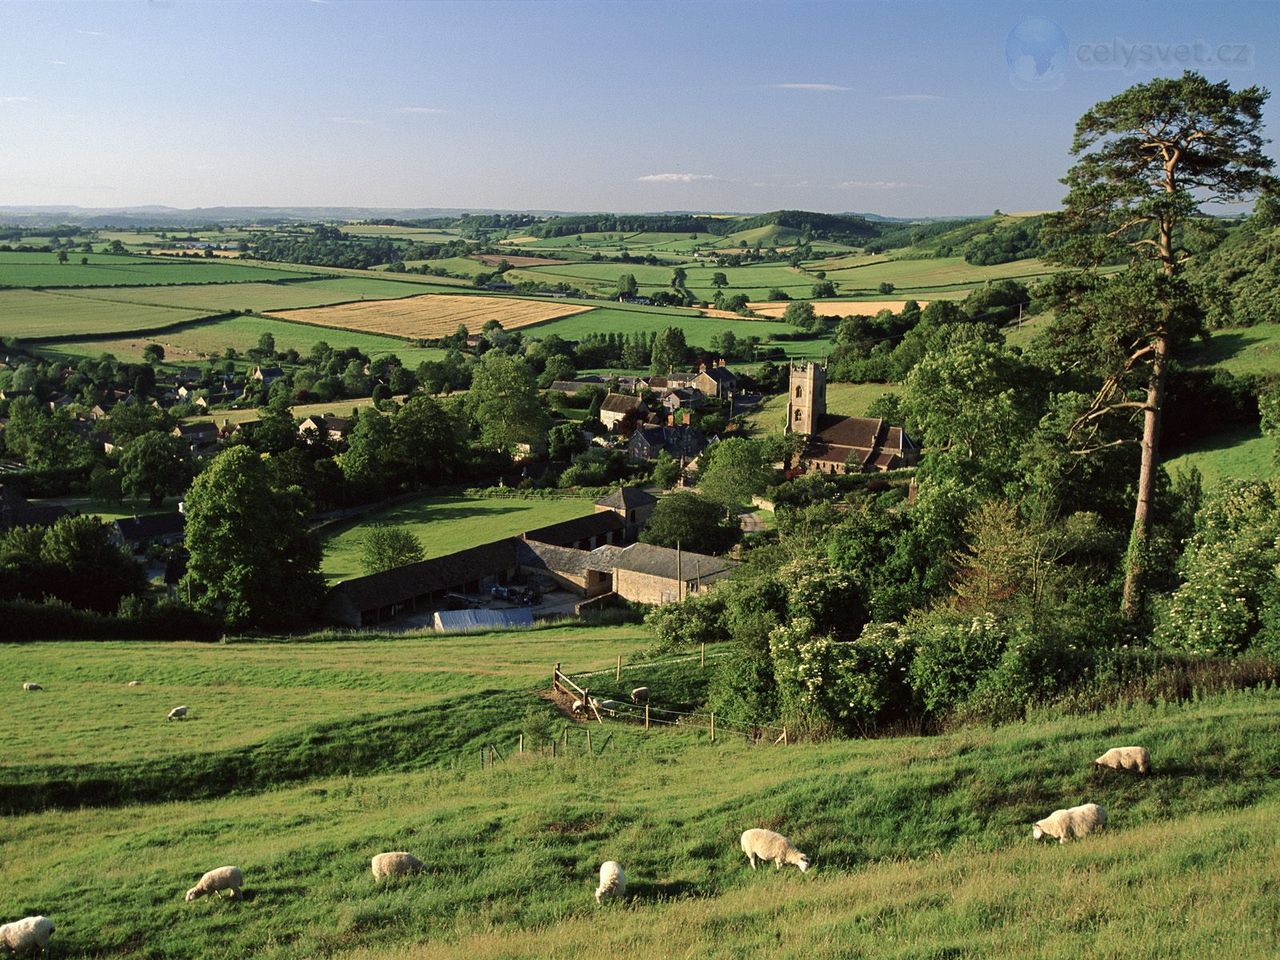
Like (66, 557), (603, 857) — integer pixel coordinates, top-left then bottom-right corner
(0, 288), (217, 339)
(319, 494), (598, 582)
(268, 294), (593, 339)
(0, 251), (306, 288)
(54, 314), (449, 366)
(748, 298), (934, 318)
(818, 255), (1065, 293)
(505, 262), (820, 300)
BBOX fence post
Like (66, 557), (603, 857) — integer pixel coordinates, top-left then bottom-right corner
(518, 733), (524, 754)
(616, 654), (621, 682)
(586, 729), (593, 755)
(480, 748), (485, 770)
(553, 661), (561, 692)
(783, 726), (788, 746)
(710, 712), (715, 743)
(562, 725), (569, 750)
(644, 703), (650, 730)
(551, 739), (556, 758)
(701, 642), (705, 668)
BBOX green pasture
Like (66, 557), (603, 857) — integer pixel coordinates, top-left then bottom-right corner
(42, 276), (434, 314)
(2, 681), (1278, 958)
(506, 261), (820, 299)
(1186, 322), (1280, 377)
(1165, 424), (1276, 486)
(319, 494), (598, 582)
(819, 255), (1065, 293)
(0, 251), (306, 289)
(50, 314), (449, 366)
(0, 288), (217, 339)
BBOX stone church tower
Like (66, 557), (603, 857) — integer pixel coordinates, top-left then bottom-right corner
(785, 362), (826, 435)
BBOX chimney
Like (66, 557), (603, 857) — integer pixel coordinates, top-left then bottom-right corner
(682, 411), (692, 426)
(698, 362), (707, 373)
(667, 413), (674, 427)
(719, 358), (726, 367)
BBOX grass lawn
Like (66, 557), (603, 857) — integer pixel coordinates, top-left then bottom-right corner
(319, 494), (598, 582)
(1164, 423), (1276, 485)
(2, 682), (1279, 959)
(52, 314), (448, 366)
(29, 495), (180, 522)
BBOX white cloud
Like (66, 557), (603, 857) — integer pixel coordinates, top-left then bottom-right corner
(0, 96), (33, 103)
(637, 173), (721, 183)
(49, 60), (68, 66)
(881, 93), (943, 102)
(329, 116), (372, 125)
(393, 106), (446, 115)
(771, 82), (850, 92)
(837, 180), (922, 190)
(75, 29), (108, 37)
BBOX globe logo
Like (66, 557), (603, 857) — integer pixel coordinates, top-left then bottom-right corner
(1006, 17), (1069, 90)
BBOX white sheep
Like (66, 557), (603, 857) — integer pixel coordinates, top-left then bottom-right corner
(1032, 803), (1107, 844)
(0, 916), (54, 957)
(597, 699), (624, 714)
(21, 683), (43, 692)
(1093, 746), (1151, 775)
(571, 699), (587, 715)
(594, 860), (626, 904)
(371, 851), (424, 880)
(126, 680), (143, 687)
(167, 706), (189, 721)
(185, 865), (243, 901)
(630, 687), (650, 704)
(740, 828), (810, 872)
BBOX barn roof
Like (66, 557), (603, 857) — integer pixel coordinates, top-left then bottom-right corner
(607, 542), (734, 583)
(594, 486), (657, 511)
(326, 537), (519, 614)
(523, 511), (625, 547)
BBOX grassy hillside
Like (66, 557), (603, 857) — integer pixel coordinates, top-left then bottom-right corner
(2, 664), (1278, 959)
(0, 251), (306, 288)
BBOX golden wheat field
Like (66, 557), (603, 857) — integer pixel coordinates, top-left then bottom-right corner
(266, 293), (593, 338)
(747, 298), (934, 317)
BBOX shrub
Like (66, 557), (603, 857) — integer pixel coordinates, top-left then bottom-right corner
(906, 612), (1011, 715)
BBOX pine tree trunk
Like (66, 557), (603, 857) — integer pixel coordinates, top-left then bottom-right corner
(1121, 332), (1169, 621)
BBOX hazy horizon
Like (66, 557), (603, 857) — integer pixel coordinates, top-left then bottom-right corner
(2, 0), (1277, 216)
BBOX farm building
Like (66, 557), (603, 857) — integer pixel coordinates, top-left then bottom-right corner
(0, 486), (68, 531)
(593, 485), (657, 540)
(112, 513), (185, 551)
(599, 393), (647, 431)
(432, 607), (534, 633)
(523, 511), (627, 551)
(690, 360), (738, 401)
(323, 538), (520, 627)
(171, 421), (220, 453)
(606, 542), (734, 605)
(785, 362), (919, 474)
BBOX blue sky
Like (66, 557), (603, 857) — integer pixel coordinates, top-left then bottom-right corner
(1, 0), (1277, 215)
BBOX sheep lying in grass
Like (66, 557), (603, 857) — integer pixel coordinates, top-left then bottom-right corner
(185, 865), (242, 901)
(740, 828), (810, 872)
(371, 852), (423, 880)
(126, 680), (143, 687)
(630, 687), (650, 704)
(167, 706), (188, 721)
(1033, 803), (1107, 844)
(571, 699), (586, 715)
(595, 861), (626, 904)
(21, 683), (43, 692)
(0, 915), (54, 957)
(1093, 746), (1151, 775)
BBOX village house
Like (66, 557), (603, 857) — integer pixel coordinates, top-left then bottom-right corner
(661, 387), (703, 413)
(171, 421), (220, 454)
(785, 362), (919, 474)
(599, 392), (647, 431)
(0, 486), (68, 532)
(250, 365), (285, 388)
(690, 359), (738, 401)
(593, 485), (657, 540)
(627, 416), (707, 464)
(297, 414), (353, 444)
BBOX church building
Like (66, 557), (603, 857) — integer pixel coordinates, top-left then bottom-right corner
(785, 362), (919, 474)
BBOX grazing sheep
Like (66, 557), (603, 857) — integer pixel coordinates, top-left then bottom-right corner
(167, 706), (188, 721)
(126, 680), (143, 687)
(21, 683), (43, 692)
(1093, 746), (1151, 775)
(740, 828), (810, 873)
(371, 852), (424, 880)
(185, 865), (242, 901)
(594, 861), (626, 904)
(0, 916), (54, 957)
(630, 687), (650, 705)
(1033, 803), (1107, 844)
(597, 699), (624, 714)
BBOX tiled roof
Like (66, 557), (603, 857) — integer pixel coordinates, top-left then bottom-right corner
(523, 511), (625, 547)
(327, 538), (519, 614)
